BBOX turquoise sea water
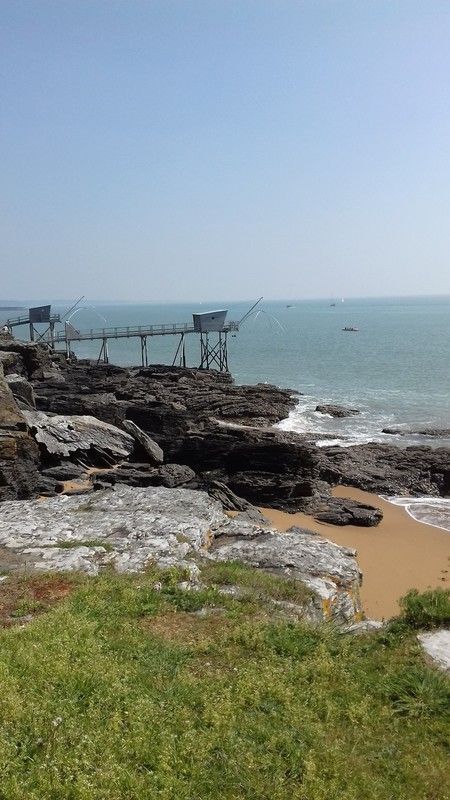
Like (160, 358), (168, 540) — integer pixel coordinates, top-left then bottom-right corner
(4, 295), (450, 528)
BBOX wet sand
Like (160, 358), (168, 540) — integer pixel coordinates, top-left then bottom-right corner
(261, 486), (450, 620)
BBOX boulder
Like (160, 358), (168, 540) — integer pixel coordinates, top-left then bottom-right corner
(158, 463), (197, 488)
(122, 419), (164, 464)
(41, 464), (87, 481)
(0, 350), (25, 376)
(5, 373), (35, 408)
(0, 339), (53, 380)
(318, 442), (450, 497)
(310, 497), (383, 527)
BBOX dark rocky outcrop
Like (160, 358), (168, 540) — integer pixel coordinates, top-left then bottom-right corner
(318, 443), (450, 497)
(309, 497), (383, 527)
(0, 337), (448, 519)
(382, 427), (450, 438)
(0, 363), (39, 501)
(0, 335), (54, 380)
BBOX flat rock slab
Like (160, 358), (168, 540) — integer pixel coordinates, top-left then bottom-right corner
(23, 410), (134, 459)
(418, 630), (450, 671)
(0, 486), (223, 577)
(0, 486), (362, 623)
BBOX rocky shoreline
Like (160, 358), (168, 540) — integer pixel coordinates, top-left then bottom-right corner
(0, 333), (448, 623)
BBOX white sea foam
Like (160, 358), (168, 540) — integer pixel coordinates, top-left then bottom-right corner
(276, 395), (398, 447)
(383, 496), (450, 533)
(277, 395), (450, 449)
(277, 398), (450, 531)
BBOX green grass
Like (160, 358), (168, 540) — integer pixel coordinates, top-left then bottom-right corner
(0, 568), (448, 800)
(200, 560), (312, 605)
(399, 587), (450, 629)
(53, 539), (114, 552)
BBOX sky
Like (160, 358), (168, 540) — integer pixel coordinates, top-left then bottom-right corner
(1, 0), (450, 303)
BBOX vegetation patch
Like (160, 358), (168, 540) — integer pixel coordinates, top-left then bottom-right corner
(0, 573), (79, 627)
(200, 559), (312, 605)
(399, 587), (450, 629)
(53, 539), (114, 551)
(0, 570), (448, 799)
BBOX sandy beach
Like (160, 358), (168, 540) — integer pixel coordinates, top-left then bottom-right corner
(262, 486), (450, 620)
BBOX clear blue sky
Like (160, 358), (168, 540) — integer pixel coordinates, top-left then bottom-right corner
(1, 0), (450, 302)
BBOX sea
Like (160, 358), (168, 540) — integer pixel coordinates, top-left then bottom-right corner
(3, 295), (450, 531)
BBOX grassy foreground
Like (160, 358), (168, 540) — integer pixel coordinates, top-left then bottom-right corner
(0, 566), (448, 800)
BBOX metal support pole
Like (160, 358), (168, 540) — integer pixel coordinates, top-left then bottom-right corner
(172, 333), (186, 367)
(140, 336), (148, 367)
(181, 334), (186, 367)
(199, 330), (229, 372)
(97, 338), (109, 365)
(29, 323), (35, 342)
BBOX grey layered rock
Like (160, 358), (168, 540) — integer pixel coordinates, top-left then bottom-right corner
(5, 374), (35, 408)
(210, 523), (362, 622)
(123, 419), (164, 464)
(418, 630), (450, 671)
(0, 350), (25, 376)
(0, 486), (362, 623)
(0, 486), (221, 578)
(23, 410), (134, 461)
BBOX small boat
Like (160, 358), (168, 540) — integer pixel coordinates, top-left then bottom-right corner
(342, 326), (359, 332)
(330, 302), (336, 307)
(286, 304), (295, 308)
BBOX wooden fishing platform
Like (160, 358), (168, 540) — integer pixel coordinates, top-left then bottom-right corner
(5, 305), (243, 371)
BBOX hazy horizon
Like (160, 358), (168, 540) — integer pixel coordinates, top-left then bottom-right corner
(2, 1), (450, 301)
(1, 292), (450, 309)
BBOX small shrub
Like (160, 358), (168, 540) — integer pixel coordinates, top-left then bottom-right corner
(399, 588), (450, 629)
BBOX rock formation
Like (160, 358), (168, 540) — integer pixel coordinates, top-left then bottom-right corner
(0, 362), (39, 501)
(315, 404), (360, 417)
(0, 485), (362, 624)
(0, 336), (448, 515)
